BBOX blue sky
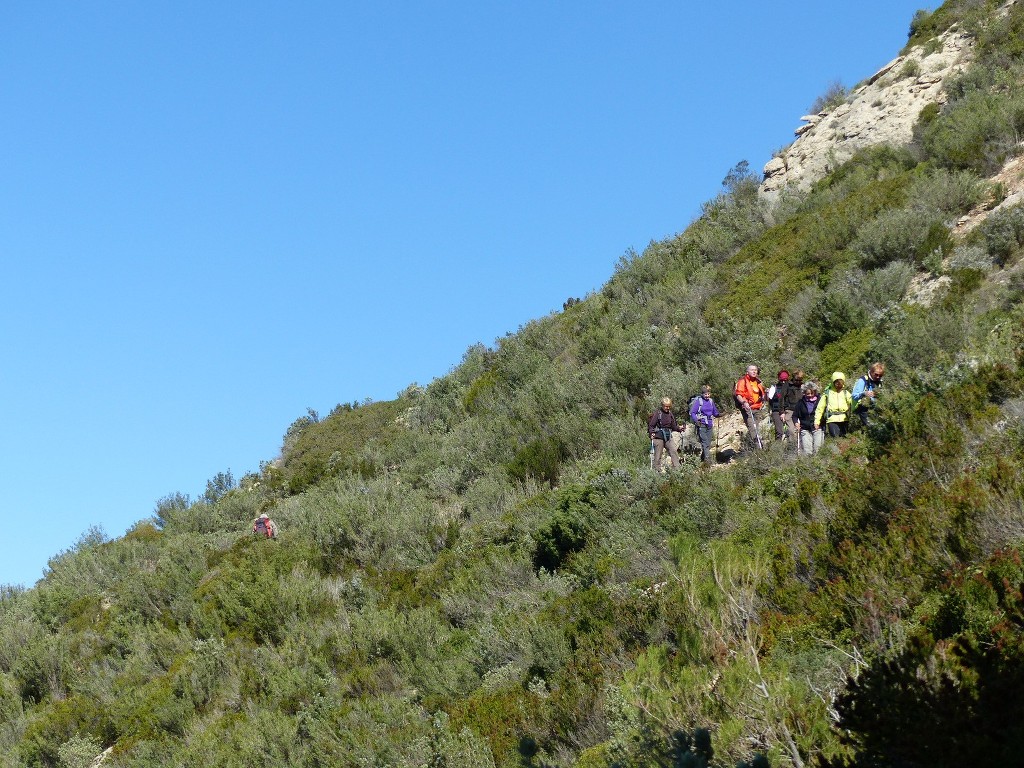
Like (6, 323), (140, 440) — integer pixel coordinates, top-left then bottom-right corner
(1, 1), (933, 586)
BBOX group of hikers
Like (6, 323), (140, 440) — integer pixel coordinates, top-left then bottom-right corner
(648, 362), (886, 468)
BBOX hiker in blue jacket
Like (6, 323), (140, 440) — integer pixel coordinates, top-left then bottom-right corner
(851, 362), (885, 427)
(689, 385), (721, 464)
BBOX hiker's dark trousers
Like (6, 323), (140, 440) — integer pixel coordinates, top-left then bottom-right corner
(826, 421), (848, 439)
(695, 424), (713, 463)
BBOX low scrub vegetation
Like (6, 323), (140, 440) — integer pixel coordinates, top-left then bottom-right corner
(3, 2), (1024, 766)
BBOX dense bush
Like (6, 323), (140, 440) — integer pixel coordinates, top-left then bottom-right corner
(977, 201), (1024, 266)
(918, 90), (1024, 174)
(832, 548), (1024, 768)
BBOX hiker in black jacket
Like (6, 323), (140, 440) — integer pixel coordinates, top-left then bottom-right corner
(793, 381), (824, 456)
(768, 369), (803, 449)
(648, 397), (682, 471)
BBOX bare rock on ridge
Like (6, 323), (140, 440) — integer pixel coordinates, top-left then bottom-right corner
(760, 27), (975, 198)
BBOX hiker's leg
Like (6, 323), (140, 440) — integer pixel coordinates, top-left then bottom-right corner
(665, 437), (681, 468)
(698, 425), (712, 463)
(831, 421), (848, 438)
(771, 411), (785, 441)
(653, 438), (666, 470)
(812, 429), (824, 454)
(783, 410), (798, 447)
(670, 429), (685, 458)
(754, 410), (767, 448)
(742, 410), (758, 449)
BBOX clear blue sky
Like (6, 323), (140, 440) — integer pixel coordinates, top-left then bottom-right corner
(1, 1), (933, 586)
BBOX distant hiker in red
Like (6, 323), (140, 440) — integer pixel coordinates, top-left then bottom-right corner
(735, 364), (767, 450)
(253, 513), (278, 539)
(648, 397), (683, 471)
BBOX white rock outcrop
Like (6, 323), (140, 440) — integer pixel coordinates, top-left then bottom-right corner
(761, 27), (975, 199)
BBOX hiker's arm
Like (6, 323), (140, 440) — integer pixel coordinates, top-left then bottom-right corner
(851, 378), (865, 402)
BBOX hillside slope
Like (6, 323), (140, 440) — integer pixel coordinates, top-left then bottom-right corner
(3, 2), (1024, 767)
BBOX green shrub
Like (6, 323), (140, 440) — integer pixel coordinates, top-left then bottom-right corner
(906, 168), (987, 215)
(808, 81), (848, 114)
(463, 369), (502, 414)
(833, 548), (1024, 768)
(852, 207), (951, 269)
(277, 398), (405, 493)
(904, 3), (985, 50)
(299, 477), (444, 572)
(708, 166), (912, 321)
(18, 694), (110, 768)
(57, 734), (103, 768)
(819, 327), (874, 383)
(802, 263), (913, 349)
(508, 436), (569, 487)
(607, 345), (656, 399)
(978, 202), (1024, 265)
(689, 161), (770, 263)
(899, 58), (921, 80)
(871, 304), (970, 375)
(531, 486), (602, 572)
(919, 89), (1024, 174)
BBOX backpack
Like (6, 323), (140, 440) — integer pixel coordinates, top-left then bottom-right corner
(690, 395), (713, 427)
(768, 382), (787, 412)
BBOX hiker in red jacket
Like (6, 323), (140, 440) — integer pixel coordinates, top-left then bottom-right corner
(734, 364), (768, 450)
(253, 513), (278, 539)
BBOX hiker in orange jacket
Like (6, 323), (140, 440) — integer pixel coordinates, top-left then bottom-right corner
(735, 364), (768, 450)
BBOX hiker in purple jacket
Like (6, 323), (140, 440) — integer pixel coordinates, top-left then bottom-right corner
(689, 384), (721, 464)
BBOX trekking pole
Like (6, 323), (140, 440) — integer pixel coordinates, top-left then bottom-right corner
(744, 404), (763, 451)
(649, 439), (655, 471)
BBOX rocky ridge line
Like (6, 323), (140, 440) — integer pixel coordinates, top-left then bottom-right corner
(760, 26), (974, 198)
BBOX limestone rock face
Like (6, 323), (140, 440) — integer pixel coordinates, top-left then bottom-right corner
(760, 27), (974, 199)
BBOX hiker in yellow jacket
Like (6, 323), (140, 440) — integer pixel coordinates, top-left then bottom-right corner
(814, 371), (854, 439)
